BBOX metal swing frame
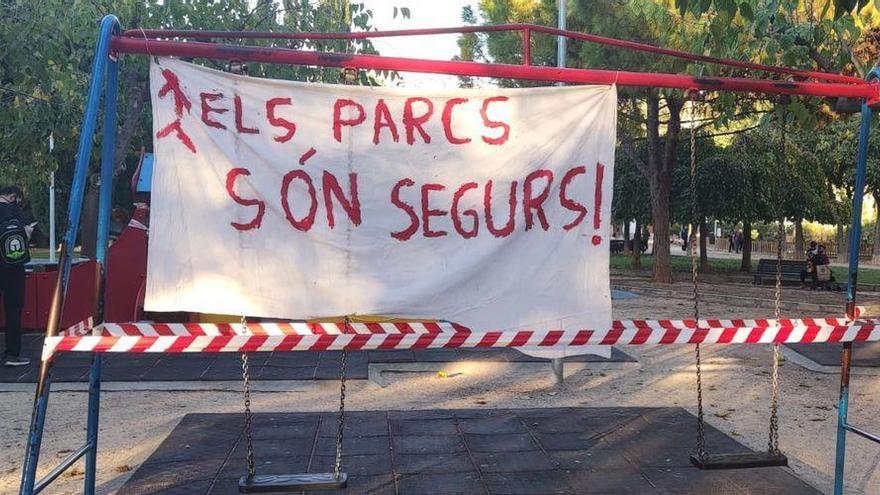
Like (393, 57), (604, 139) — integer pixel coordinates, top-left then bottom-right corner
(18, 14), (880, 495)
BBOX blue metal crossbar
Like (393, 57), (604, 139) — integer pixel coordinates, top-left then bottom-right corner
(843, 423), (880, 444)
(33, 443), (92, 494)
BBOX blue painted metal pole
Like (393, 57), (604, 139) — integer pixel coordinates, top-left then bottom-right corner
(833, 100), (873, 495)
(83, 357), (103, 495)
(19, 15), (119, 495)
(83, 34), (118, 494)
(55, 14), (118, 295)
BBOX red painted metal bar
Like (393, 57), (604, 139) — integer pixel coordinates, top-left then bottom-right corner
(112, 37), (879, 101)
(523, 27), (531, 66)
(121, 23), (865, 85)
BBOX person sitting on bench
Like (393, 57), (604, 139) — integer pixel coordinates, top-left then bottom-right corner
(800, 241), (818, 288)
(811, 245), (833, 289)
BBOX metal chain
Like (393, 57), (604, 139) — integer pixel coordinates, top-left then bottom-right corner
(687, 92), (707, 460)
(770, 220), (783, 454)
(240, 316), (256, 479)
(334, 318), (349, 480)
(768, 111), (786, 455)
(333, 68), (357, 482)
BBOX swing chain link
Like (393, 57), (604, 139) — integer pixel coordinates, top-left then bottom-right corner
(240, 317), (256, 480)
(769, 110), (787, 455)
(770, 228), (782, 453)
(334, 318), (349, 480)
(687, 92), (707, 461)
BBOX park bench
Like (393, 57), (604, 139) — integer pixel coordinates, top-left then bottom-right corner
(610, 239), (648, 254)
(753, 259), (806, 285)
(753, 258), (846, 291)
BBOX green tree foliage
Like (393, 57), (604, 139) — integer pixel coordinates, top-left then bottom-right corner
(465, 0), (878, 280)
(676, 0), (876, 21)
(0, 0), (384, 247)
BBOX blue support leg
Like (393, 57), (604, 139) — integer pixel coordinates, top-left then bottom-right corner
(82, 37), (118, 494)
(833, 101), (872, 495)
(83, 355), (102, 495)
(19, 15), (120, 495)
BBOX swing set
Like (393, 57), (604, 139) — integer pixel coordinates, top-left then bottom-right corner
(18, 14), (880, 495)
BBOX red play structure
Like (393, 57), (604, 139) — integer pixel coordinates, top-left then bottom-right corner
(5, 175), (150, 332)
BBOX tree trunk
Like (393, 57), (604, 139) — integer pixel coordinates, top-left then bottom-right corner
(643, 92), (682, 284)
(837, 223), (848, 263)
(740, 220), (752, 272)
(631, 220), (642, 269)
(794, 218), (804, 258)
(699, 220), (709, 272)
(623, 221), (631, 254)
(873, 203), (880, 264)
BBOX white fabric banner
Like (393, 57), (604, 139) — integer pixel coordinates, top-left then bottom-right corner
(146, 58), (617, 334)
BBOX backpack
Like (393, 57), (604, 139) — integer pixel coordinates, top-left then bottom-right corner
(0, 215), (30, 265)
(816, 264), (832, 282)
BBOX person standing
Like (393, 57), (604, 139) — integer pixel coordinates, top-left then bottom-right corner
(1, 185), (33, 367)
(734, 229), (744, 254)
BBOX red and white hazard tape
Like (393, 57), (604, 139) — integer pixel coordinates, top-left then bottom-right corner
(98, 320), (465, 337)
(71, 316), (880, 338)
(43, 319), (880, 360)
(62, 317), (94, 337)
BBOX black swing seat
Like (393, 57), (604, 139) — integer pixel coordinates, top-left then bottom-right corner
(690, 451), (788, 470)
(239, 473), (348, 493)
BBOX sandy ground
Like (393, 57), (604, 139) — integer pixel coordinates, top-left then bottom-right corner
(1, 289), (879, 495)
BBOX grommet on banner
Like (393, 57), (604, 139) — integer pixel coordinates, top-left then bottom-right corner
(226, 60), (248, 75)
(341, 66), (359, 84)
